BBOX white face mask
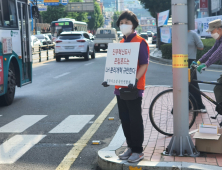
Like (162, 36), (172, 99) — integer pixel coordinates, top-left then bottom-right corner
(120, 24), (133, 36)
(211, 32), (220, 40)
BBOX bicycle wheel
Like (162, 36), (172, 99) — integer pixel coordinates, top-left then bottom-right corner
(149, 89), (198, 136)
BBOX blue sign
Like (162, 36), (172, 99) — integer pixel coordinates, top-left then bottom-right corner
(160, 27), (172, 43)
(44, 0), (68, 6)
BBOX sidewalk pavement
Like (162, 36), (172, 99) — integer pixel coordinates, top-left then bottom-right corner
(98, 86), (222, 170)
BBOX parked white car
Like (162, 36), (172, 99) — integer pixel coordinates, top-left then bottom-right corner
(55, 31), (95, 62)
(31, 35), (41, 51)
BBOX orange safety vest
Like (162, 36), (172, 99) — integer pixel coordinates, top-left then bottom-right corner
(115, 34), (150, 90)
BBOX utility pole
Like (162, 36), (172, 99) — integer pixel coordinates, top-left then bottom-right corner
(165, 0), (199, 157)
(35, 0), (37, 35)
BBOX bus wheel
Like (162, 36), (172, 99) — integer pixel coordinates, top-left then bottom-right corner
(0, 64), (16, 106)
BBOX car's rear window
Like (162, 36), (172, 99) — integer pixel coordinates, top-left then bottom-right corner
(34, 35), (44, 39)
(100, 30), (111, 34)
(59, 34), (82, 40)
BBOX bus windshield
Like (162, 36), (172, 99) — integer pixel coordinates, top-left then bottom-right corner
(51, 22), (73, 37)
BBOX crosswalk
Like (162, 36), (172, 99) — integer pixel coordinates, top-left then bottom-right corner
(0, 115), (94, 164)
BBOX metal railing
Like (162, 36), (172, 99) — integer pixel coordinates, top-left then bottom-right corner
(32, 44), (55, 62)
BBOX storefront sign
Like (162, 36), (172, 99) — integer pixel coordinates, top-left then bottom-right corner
(104, 43), (140, 86)
(2, 38), (12, 54)
(160, 27), (172, 43)
(0, 56), (4, 85)
(200, 0), (208, 12)
(195, 15), (222, 37)
(158, 10), (170, 27)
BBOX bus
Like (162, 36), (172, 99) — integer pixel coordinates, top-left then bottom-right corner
(51, 18), (88, 42)
(0, 0), (32, 106)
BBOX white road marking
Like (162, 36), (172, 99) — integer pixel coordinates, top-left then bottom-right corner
(84, 62), (94, 66)
(0, 115), (47, 133)
(108, 125), (125, 147)
(49, 115), (94, 133)
(54, 72), (70, 79)
(0, 135), (46, 164)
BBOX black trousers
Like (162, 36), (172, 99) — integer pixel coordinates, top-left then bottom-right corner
(188, 59), (204, 108)
(214, 75), (222, 103)
(116, 95), (144, 153)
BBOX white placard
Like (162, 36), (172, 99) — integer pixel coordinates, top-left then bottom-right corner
(104, 43), (140, 86)
(195, 15), (222, 37)
(158, 10), (170, 27)
(199, 124), (218, 134)
(2, 37), (12, 54)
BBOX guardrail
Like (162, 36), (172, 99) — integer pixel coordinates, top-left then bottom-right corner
(32, 44), (55, 63)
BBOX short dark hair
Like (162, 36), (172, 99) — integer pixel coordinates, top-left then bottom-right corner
(116, 10), (139, 29)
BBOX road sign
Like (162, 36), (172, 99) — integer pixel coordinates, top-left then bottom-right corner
(200, 0), (208, 12)
(44, 0), (68, 6)
(38, 5), (47, 11)
(66, 2), (94, 12)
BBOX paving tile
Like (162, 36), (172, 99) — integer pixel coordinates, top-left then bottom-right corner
(163, 156), (174, 162)
(206, 157), (217, 163)
(175, 157), (195, 162)
(196, 157), (206, 162)
(135, 86), (222, 168)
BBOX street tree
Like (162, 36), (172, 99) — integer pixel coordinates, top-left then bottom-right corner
(111, 11), (121, 31)
(40, 4), (67, 23)
(67, 0), (88, 22)
(138, 0), (171, 48)
(87, 0), (104, 31)
(41, 0), (88, 24)
(136, 25), (142, 34)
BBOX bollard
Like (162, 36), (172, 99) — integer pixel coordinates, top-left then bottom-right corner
(39, 45), (41, 62)
(47, 44), (49, 60)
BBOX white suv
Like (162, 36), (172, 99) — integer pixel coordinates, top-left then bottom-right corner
(55, 31), (95, 62)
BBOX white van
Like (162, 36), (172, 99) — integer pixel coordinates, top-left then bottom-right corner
(94, 28), (119, 52)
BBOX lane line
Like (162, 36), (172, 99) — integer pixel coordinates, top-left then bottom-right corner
(84, 62), (94, 66)
(0, 135), (46, 164)
(56, 97), (117, 170)
(0, 115), (47, 133)
(49, 115), (94, 133)
(54, 72), (70, 79)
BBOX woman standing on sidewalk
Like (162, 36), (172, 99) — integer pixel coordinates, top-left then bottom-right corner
(102, 10), (149, 163)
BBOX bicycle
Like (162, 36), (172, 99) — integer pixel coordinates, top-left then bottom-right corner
(149, 65), (222, 136)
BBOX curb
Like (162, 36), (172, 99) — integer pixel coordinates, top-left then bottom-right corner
(150, 55), (222, 70)
(97, 146), (221, 170)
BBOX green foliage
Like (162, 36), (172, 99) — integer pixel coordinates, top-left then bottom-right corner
(41, 0), (88, 25)
(66, 0), (88, 22)
(40, 4), (67, 23)
(160, 43), (172, 59)
(136, 25), (142, 34)
(87, 0), (104, 30)
(161, 38), (218, 63)
(138, 0), (171, 18)
(111, 11), (121, 31)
